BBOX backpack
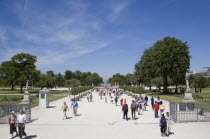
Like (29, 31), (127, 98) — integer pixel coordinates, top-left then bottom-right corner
(160, 116), (167, 126)
(124, 104), (128, 111)
(131, 103), (136, 109)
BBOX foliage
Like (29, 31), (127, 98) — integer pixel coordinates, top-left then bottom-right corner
(65, 78), (81, 87)
(109, 73), (127, 85)
(151, 77), (164, 89)
(192, 74), (209, 93)
(70, 86), (92, 96)
(152, 37), (191, 93)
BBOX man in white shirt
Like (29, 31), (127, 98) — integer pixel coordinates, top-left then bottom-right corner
(17, 109), (27, 139)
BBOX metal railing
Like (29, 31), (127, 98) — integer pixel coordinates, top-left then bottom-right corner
(170, 101), (210, 123)
(0, 103), (31, 124)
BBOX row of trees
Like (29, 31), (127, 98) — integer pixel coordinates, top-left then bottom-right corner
(0, 53), (103, 92)
(108, 73), (137, 86)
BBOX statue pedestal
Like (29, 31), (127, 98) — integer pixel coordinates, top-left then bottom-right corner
(183, 90), (194, 102)
(22, 91), (30, 104)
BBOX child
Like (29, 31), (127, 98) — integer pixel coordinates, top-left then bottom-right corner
(120, 98), (123, 106)
(166, 112), (173, 136)
(138, 102), (142, 115)
(110, 96), (114, 104)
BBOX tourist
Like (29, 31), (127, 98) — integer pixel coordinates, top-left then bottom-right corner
(137, 101), (142, 115)
(8, 111), (18, 138)
(157, 97), (161, 104)
(90, 93), (93, 102)
(143, 100), (147, 111)
(61, 102), (69, 120)
(110, 96), (114, 104)
(87, 93), (90, 102)
(17, 109), (27, 139)
(105, 97), (107, 103)
(115, 96), (118, 106)
(159, 101), (165, 114)
(145, 95), (148, 105)
(166, 112), (173, 136)
(153, 101), (159, 118)
(151, 96), (154, 108)
(131, 100), (136, 120)
(120, 98), (123, 106)
(159, 113), (167, 137)
(122, 101), (128, 120)
(71, 99), (79, 117)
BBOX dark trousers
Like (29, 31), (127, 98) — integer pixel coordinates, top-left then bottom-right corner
(10, 123), (17, 135)
(18, 123), (26, 138)
(155, 111), (158, 118)
(160, 125), (166, 134)
(131, 109), (136, 119)
(123, 110), (128, 120)
(151, 102), (154, 108)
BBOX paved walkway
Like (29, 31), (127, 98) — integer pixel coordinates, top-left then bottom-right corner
(0, 91), (210, 139)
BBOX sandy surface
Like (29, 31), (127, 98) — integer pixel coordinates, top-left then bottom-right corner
(0, 91), (210, 139)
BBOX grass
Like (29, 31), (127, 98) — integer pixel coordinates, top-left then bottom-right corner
(0, 89), (69, 95)
(0, 94), (67, 108)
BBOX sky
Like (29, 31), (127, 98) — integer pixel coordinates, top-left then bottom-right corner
(0, 0), (210, 79)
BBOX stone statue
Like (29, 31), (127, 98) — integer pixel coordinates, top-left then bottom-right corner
(26, 80), (29, 91)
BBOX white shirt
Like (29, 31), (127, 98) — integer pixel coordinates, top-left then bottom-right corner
(18, 114), (26, 123)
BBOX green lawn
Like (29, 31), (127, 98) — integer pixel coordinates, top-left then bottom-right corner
(0, 89), (69, 95)
(0, 94), (67, 108)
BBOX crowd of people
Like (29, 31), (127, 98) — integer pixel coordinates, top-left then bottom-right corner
(96, 88), (174, 137)
(8, 88), (174, 138)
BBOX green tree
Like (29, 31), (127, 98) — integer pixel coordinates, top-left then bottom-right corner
(11, 53), (37, 92)
(151, 77), (164, 90)
(46, 71), (55, 77)
(109, 73), (126, 86)
(153, 37), (190, 93)
(192, 74), (209, 93)
(135, 48), (157, 91)
(65, 70), (73, 80)
(0, 61), (18, 90)
(65, 78), (81, 87)
(55, 73), (65, 87)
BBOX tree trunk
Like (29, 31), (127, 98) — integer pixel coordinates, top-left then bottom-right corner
(163, 74), (168, 93)
(200, 88), (202, 93)
(20, 83), (23, 93)
(149, 76), (152, 92)
(175, 84), (178, 93)
(11, 82), (14, 91)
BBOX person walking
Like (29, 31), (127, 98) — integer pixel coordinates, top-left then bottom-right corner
(110, 96), (114, 104)
(17, 109), (27, 139)
(8, 111), (18, 138)
(71, 99), (79, 117)
(159, 113), (167, 137)
(166, 112), (173, 136)
(131, 100), (136, 120)
(122, 101), (128, 120)
(105, 97), (107, 103)
(90, 93), (93, 102)
(151, 96), (154, 108)
(87, 94), (90, 102)
(61, 102), (69, 120)
(120, 98), (123, 106)
(153, 101), (159, 118)
(159, 101), (165, 114)
(145, 95), (148, 106)
(137, 101), (142, 115)
(115, 96), (118, 106)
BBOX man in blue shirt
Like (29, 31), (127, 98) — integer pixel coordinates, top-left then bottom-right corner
(71, 99), (78, 117)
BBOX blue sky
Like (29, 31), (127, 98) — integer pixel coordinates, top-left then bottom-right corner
(0, 0), (210, 79)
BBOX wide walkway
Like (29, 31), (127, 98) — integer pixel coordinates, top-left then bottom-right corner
(0, 91), (210, 139)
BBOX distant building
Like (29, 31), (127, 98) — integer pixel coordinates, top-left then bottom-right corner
(192, 67), (210, 77)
